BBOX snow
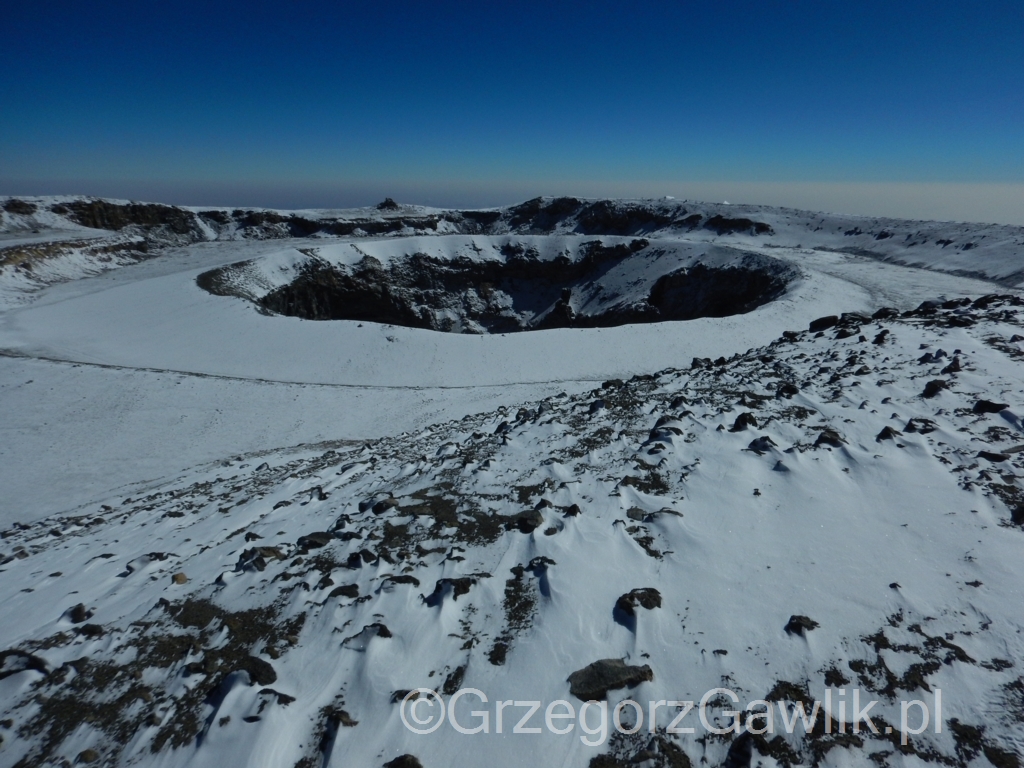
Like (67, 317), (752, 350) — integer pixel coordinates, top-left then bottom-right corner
(0, 196), (1022, 767)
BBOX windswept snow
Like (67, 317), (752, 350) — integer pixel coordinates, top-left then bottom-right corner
(0, 196), (1023, 768)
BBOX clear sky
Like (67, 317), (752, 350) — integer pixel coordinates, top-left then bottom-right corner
(2, 1), (1023, 222)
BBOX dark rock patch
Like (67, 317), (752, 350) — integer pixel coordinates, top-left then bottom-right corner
(328, 584), (359, 599)
(808, 315), (839, 332)
(974, 399), (1009, 414)
(383, 756), (423, 768)
(703, 214), (773, 236)
(814, 429), (845, 448)
(978, 451), (1009, 463)
(729, 412), (758, 432)
(567, 658), (654, 701)
(0, 649), (49, 680)
(784, 615), (819, 636)
(876, 426), (902, 442)
(3, 199), (37, 215)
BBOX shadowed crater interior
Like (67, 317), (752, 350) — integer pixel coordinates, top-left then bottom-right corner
(198, 238), (798, 334)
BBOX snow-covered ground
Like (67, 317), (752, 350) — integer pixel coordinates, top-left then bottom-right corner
(0, 196), (1022, 767)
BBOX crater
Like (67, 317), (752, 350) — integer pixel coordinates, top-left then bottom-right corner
(197, 236), (798, 334)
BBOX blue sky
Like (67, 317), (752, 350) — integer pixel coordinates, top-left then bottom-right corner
(2, 1), (1022, 215)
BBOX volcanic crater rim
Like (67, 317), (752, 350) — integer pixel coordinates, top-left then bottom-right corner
(197, 235), (800, 334)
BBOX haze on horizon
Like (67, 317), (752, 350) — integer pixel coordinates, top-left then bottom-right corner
(2, 0), (1022, 225)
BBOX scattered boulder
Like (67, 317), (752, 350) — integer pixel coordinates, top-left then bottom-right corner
(775, 381), (799, 399)
(978, 451), (1009, 463)
(905, 418), (937, 434)
(66, 603), (93, 624)
(876, 426), (902, 442)
(722, 732), (754, 768)
(239, 656), (277, 686)
(973, 399), (1008, 414)
(567, 658), (654, 701)
(76, 749), (101, 764)
(237, 546), (286, 572)
(814, 429), (845, 448)
(383, 756), (422, 768)
(505, 509), (545, 534)
(442, 665), (466, 696)
(784, 615), (819, 636)
(329, 584), (359, 599)
(343, 623), (392, 651)
(0, 649), (48, 680)
(381, 574), (420, 589)
(346, 549), (376, 568)
(922, 379), (948, 398)
(614, 588), (663, 618)
(729, 412), (758, 432)
(372, 498), (400, 515)
(77, 624), (105, 638)
(747, 436), (778, 455)
(296, 531), (334, 550)
(941, 357), (962, 374)
(808, 315), (839, 332)
(377, 198), (401, 210)
(424, 576), (485, 607)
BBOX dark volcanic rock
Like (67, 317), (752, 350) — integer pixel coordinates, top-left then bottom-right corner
(567, 658), (654, 701)
(239, 656), (277, 686)
(574, 200), (671, 235)
(614, 588), (663, 618)
(814, 429), (845, 448)
(66, 603), (93, 624)
(722, 732), (754, 768)
(328, 584), (359, 599)
(383, 756), (423, 768)
(506, 509), (545, 534)
(905, 417), (938, 434)
(204, 241), (796, 334)
(876, 426), (902, 442)
(729, 412), (758, 432)
(784, 615), (819, 636)
(0, 649), (49, 680)
(978, 451), (1009, 463)
(775, 381), (799, 398)
(62, 199), (199, 236)
(922, 379), (948, 398)
(702, 214), (772, 236)
(3, 199), (37, 215)
(747, 436), (778, 455)
(296, 531), (334, 550)
(973, 399), (1009, 414)
(808, 315), (839, 332)
(424, 576), (485, 607)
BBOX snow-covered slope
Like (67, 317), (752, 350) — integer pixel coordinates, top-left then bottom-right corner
(2, 296), (1023, 767)
(3, 196), (1023, 313)
(1, 195), (1023, 768)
